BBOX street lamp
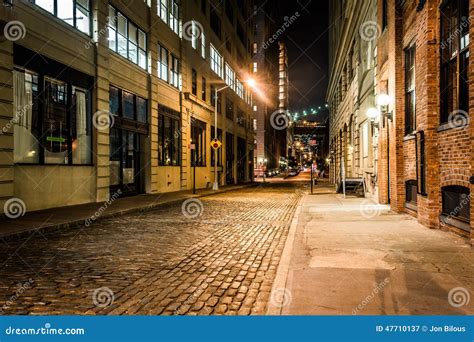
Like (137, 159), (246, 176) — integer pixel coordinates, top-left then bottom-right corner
(367, 107), (381, 128)
(376, 94), (393, 121)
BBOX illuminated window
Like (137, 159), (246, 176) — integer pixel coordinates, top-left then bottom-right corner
(33, 0), (90, 35)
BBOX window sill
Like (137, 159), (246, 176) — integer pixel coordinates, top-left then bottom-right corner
(405, 202), (418, 212)
(437, 121), (468, 133)
(403, 133), (416, 141)
(440, 214), (471, 233)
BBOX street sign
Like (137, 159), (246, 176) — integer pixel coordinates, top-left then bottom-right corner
(211, 139), (222, 150)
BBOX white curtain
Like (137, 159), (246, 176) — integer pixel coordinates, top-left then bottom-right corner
(13, 71), (37, 163)
(73, 89), (91, 164)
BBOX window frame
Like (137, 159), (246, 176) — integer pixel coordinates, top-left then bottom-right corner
(32, 0), (91, 35)
(158, 105), (181, 166)
(404, 44), (416, 135)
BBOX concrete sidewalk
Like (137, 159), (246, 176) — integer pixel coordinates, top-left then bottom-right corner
(268, 183), (474, 315)
(0, 184), (256, 240)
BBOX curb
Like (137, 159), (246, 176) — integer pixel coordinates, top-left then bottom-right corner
(266, 193), (305, 315)
(0, 184), (257, 242)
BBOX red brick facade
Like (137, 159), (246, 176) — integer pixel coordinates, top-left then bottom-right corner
(377, 0), (473, 243)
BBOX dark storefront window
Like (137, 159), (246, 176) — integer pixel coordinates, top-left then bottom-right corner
(405, 45), (416, 134)
(191, 119), (206, 167)
(440, 0), (469, 124)
(442, 186), (471, 223)
(158, 105), (180, 166)
(405, 180), (418, 205)
(13, 47), (93, 165)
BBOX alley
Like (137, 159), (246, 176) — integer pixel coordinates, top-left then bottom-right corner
(0, 184), (302, 315)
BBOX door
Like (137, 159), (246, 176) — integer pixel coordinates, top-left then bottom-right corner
(225, 132), (234, 184)
(110, 129), (141, 195)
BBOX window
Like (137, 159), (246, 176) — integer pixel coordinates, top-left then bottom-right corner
(108, 6), (147, 69)
(237, 109), (245, 126)
(109, 86), (148, 123)
(201, 0), (207, 15)
(440, 0), (469, 124)
(210, 7), (221, 38)
(405, 45), (416, 134)
(382, 0), (388, 30)
(158, 105), (180, 166)
(159, 0), (168, 23)
(158, 0), (180, 34)
(225, 63), (235, 89)
(211, 126), (222, 166)
(442, 186), (470, 223)
(226, 97), (234, 120)
(236, 79), (244, 98)
(225, 0), (234, 23)
(13, 68), (92, 165)
(201, 32), (206, 59)
(191, 119), (206, 166)
(202, 77), (207, 101)
(33, 0), (90, 35)
(405, 180), (418, 206)
(158, 44), (169, 82)
(192, 69), (198, 96)
(170, 55), (181, 89)
(191, 21), (198, 49)
(210, 44), (223, 78)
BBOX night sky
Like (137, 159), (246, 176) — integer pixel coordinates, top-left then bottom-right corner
(261, 0), (329, 121)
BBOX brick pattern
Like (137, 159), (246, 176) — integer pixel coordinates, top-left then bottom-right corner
(0, 184), (301, 315)
(375, 0), (474, 239)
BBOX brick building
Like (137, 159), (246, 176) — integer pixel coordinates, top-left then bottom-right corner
(327, 0), (379, 199)
(376, 0), (473, 243)
(0, 0), (256, 217)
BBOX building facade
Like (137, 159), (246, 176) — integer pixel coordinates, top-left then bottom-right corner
(327, 0), (379, 199)
(376, 0), (473, 243)
(0, 0), (256, 215)
(328, 0), (473, 243)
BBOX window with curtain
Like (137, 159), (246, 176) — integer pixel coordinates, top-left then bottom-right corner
(108, 5), (147, 70)
(158, 105), (180, 166)
(13, 70), (40, 164)
(440, 0), (469, 124)
(13, 69), (92, 165)
(191, 119), (206, 167)
(33, 0), (90, 35)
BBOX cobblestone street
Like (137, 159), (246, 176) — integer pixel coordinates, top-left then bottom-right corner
(0, 183), (302, 315)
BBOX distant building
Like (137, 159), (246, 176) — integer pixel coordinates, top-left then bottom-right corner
(252, 4), (290, 171)
(327, 0), (378, 198)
